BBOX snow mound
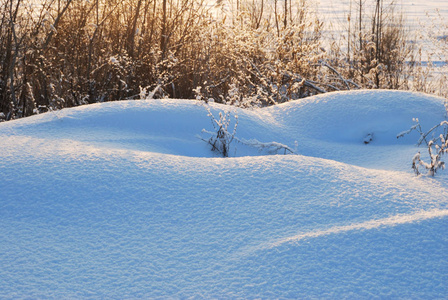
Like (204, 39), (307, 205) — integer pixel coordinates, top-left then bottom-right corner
(0, 90), (447, 298)
(268, 90), (445, 145)
(2, 90), (446, 167)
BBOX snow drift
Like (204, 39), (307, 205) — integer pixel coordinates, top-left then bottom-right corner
(0, 90), (447, 298)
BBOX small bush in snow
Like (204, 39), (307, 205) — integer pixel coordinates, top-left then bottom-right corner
(200, 103), (297, 157)
(201, 106), (238, 157)
(398, 118), (448, 176)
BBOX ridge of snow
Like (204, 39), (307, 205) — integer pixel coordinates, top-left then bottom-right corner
(270, 208), (448, 248)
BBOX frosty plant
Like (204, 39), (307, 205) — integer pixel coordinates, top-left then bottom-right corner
(201, 106), (238, 157)
(398, 118), (448, 176)
(237, 138), (296, 155)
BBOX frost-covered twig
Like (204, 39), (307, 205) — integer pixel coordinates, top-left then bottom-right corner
(396, 118), (431, 146)
(318, 60), (352, 90)
(417, 122), (445, 146)
(236, 138), (296, 155)
(399, 118), (448, 176)
(139, 85), (164, 100)
(396, 123), (420, 139)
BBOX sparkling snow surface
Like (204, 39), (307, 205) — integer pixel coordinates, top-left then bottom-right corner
(0, 90), (447, 298)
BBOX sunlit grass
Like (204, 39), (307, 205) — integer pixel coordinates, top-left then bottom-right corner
(0, 0), (446, 121)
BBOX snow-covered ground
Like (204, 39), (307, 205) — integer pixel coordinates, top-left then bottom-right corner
(1, 90), (447, 298)
(315, 0), (448, 33)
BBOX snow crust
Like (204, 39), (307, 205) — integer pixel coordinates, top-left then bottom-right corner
(0, 90), (447, 298)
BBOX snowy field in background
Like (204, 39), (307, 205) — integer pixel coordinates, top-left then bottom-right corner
(1, 90), (447, 298)
(315, 0), (448, 30)
(315, 0), (448, 62)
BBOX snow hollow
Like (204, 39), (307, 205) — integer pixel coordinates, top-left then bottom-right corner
(0, 90), (447, 298)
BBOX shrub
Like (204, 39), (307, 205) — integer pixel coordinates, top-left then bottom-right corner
(398, 118), (448, 176)
(201, 105), (238, 157)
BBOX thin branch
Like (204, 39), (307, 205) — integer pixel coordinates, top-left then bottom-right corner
(43, 0), (74, 51)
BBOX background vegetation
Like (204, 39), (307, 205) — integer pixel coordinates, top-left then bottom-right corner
(0, 0), (446, 121)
